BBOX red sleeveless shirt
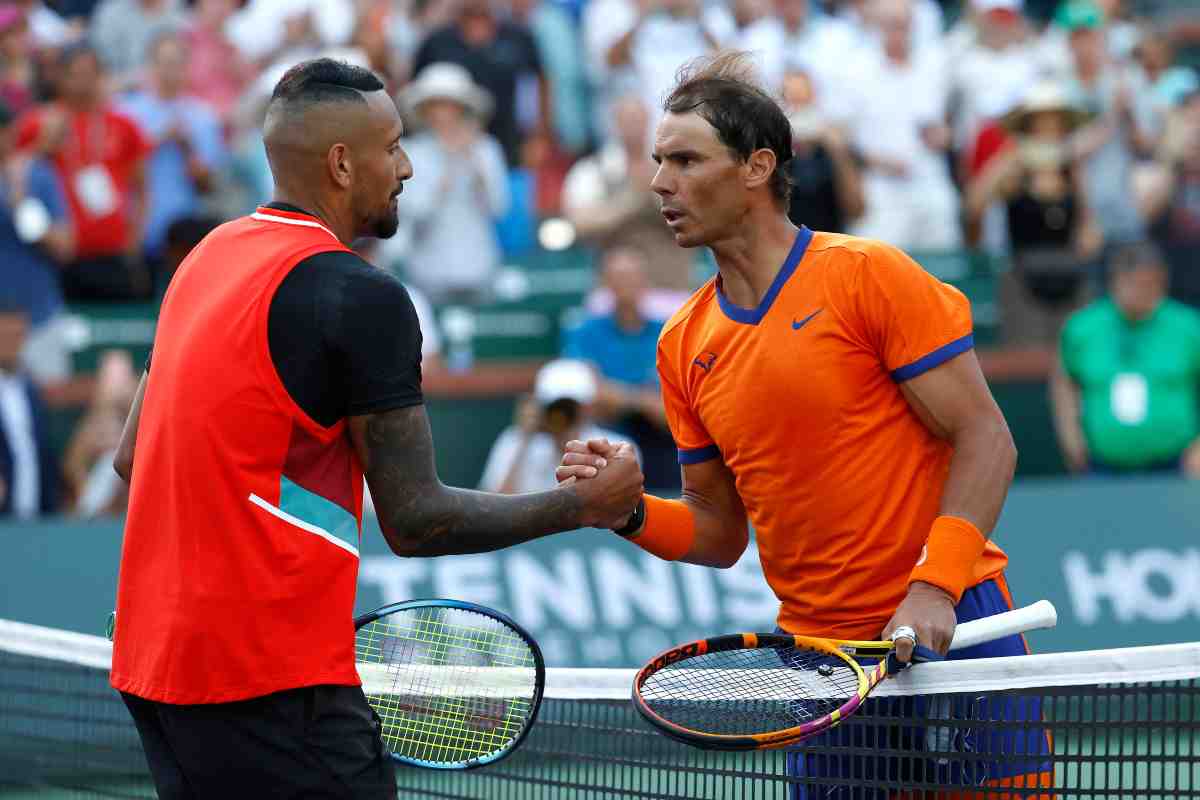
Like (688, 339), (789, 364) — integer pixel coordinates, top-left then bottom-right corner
(111, 207), (365, 703)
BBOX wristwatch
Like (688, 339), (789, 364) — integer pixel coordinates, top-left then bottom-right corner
(613, 497), (646, 538)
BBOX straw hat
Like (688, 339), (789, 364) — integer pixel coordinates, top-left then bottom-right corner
(400, 63), (494, 121)
(1001, 81), (1094, 133)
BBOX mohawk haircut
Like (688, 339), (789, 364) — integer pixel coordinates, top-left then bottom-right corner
(269, 58), (385, 112)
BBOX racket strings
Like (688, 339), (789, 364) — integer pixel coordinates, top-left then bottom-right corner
(639, 645), (864, 736)
(355, 607), (538, 764)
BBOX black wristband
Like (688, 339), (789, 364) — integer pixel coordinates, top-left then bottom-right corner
(613, 496), (646, 538)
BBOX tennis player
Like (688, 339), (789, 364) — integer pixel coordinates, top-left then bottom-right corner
(558, 53), (1052, 797)
(108, 59), (642, 799)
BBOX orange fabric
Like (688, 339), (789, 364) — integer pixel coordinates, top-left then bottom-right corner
(111, 207), (364, 704)
(892, 769), (1054, 799)
(634, 495), (696, 560)
(656, 230), (1009, 639)
(909, 516), (987, 603)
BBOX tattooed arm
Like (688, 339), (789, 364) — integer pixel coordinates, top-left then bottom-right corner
(348, 405), (643, 557)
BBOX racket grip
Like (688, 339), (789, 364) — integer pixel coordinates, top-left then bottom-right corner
(949, 600), (1058, 651)
(887, 644), (942, 674)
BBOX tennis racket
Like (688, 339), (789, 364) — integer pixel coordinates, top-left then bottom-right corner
(633, 600), (1058, 750)
(354, 599), (545, 769)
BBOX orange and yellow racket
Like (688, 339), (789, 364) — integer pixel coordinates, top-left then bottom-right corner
(632, 601), (1057, 750)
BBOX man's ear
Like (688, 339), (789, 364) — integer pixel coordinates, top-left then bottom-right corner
(328, 143), (352, 189)
(744, 147), (777, 192)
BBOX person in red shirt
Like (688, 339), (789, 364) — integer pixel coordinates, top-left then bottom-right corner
(16, 43), (152, 300)
(558, 53), (1051, 797)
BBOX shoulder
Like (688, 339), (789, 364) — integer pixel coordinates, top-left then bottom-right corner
(292, 250), (409, 296)
(1160, 300), (1200, 332)
(1063, 299), (1113, 338)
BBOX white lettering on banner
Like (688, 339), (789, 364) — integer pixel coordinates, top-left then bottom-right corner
(593, 549), (682, 627)
(718, 549), (780, 625)
(359, 558), (429, 604)
(508, 551), (594, 629)
(1063, 549), (1200, 625)
(678, 563), (719, 625)
(434, 555), (501, 606)
(539, 630), (574, 665)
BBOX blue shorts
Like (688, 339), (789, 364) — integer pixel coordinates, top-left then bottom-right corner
(782, 577), (1053, 799)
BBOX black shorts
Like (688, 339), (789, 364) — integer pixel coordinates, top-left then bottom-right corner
(121, 685), (397, 800)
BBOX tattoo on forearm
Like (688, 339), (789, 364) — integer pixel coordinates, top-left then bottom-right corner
(360, 406), (583, 556)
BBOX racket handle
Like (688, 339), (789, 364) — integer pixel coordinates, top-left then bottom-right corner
(948, 600), (1058, 652)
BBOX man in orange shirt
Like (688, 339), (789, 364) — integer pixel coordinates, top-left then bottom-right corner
(559, 52), (1050, 797)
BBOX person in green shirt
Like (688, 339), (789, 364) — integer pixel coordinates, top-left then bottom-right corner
(1052, 241), (1200, 476)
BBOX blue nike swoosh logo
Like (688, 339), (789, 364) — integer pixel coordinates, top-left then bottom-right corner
(792, 308), (823, 330)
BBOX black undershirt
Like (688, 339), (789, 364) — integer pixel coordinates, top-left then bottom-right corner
(150, 202), (424, 428)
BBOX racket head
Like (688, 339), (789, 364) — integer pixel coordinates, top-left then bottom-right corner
(632, 633), (889, 750)
(354, 599), (545, 769)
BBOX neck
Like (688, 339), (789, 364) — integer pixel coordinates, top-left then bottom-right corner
(710, 211), (799, 309)
(614, 304), (643, 332)
(63, 96), (97, 112)
(156, 83), (181, 100)
(270, 188), (357, 246)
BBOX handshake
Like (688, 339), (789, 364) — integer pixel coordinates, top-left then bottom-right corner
(555, 438), (645, 531)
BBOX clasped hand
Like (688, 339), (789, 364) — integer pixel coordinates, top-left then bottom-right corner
(556, 438), (643, 530)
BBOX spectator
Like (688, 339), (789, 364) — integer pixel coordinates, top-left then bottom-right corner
(1060, 0), (1150, 244)
(0, 5), (36, 116)
(90, 0), (186, 86)
(595, 0), (732, 140)
(1051, 241), (1200, 477)
(845, 0), (961, 251)
(120, 30), (226, 275)
(829, 0), (945, 54)
(396, 62), (509, 305)
(0, 98), (75, 384)
(225, 0), (355, 67)
(948, 0), (1041, 156)
(61, 349), (136, 517)
(413, 0), (546, 166)
(479, 358), (634, 494)
(1140, 88), (1200, 308)
(563, 247), (679, 489)
(509, 0), (591, 155)
(769, 0), (859, 109)
(16, 44), (153, 300)
(967, 80), (1103, 344)
(780, 67), (864, 234)
(1128, 23), (1199, 147)
(183, 0), (254, 125)
(562, 93), (694, 297)
(0, 302), (59, 517)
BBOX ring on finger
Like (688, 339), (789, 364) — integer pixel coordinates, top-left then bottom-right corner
(889, 625), (918, 646)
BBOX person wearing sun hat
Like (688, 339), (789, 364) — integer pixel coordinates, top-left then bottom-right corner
(393, 62), (509, 306)
(967, 78), (1104, 344)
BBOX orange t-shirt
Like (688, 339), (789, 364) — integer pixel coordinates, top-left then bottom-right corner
(657, 228), (1008, 639)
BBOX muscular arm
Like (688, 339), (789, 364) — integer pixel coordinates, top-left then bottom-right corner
(898, 349), (1016, 535)
(112, 371), (147, 482)
(672, 456), (748, 568)
(350, 405), (636, 557)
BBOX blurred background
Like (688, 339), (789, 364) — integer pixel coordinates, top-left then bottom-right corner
(1, 0), (1198, 667)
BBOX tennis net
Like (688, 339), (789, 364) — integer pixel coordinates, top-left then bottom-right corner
(2, 618), (1198, 798)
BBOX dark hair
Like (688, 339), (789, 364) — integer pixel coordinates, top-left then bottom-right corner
(1109, 240), (1167, 275)
(269, 58), (385, 111)
(664, 52), (793, 206)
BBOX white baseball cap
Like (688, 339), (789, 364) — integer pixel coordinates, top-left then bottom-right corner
(534, 359), (597, 405)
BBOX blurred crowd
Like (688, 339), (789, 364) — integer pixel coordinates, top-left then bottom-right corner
(2, 0), (1200, 518)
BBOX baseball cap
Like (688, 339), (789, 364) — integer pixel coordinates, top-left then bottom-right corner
(534, 359), (597, 406)
(1055, 0), (1103, 31)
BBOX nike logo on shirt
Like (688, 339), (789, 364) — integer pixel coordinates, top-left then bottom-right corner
(792, 308), (823, 330)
